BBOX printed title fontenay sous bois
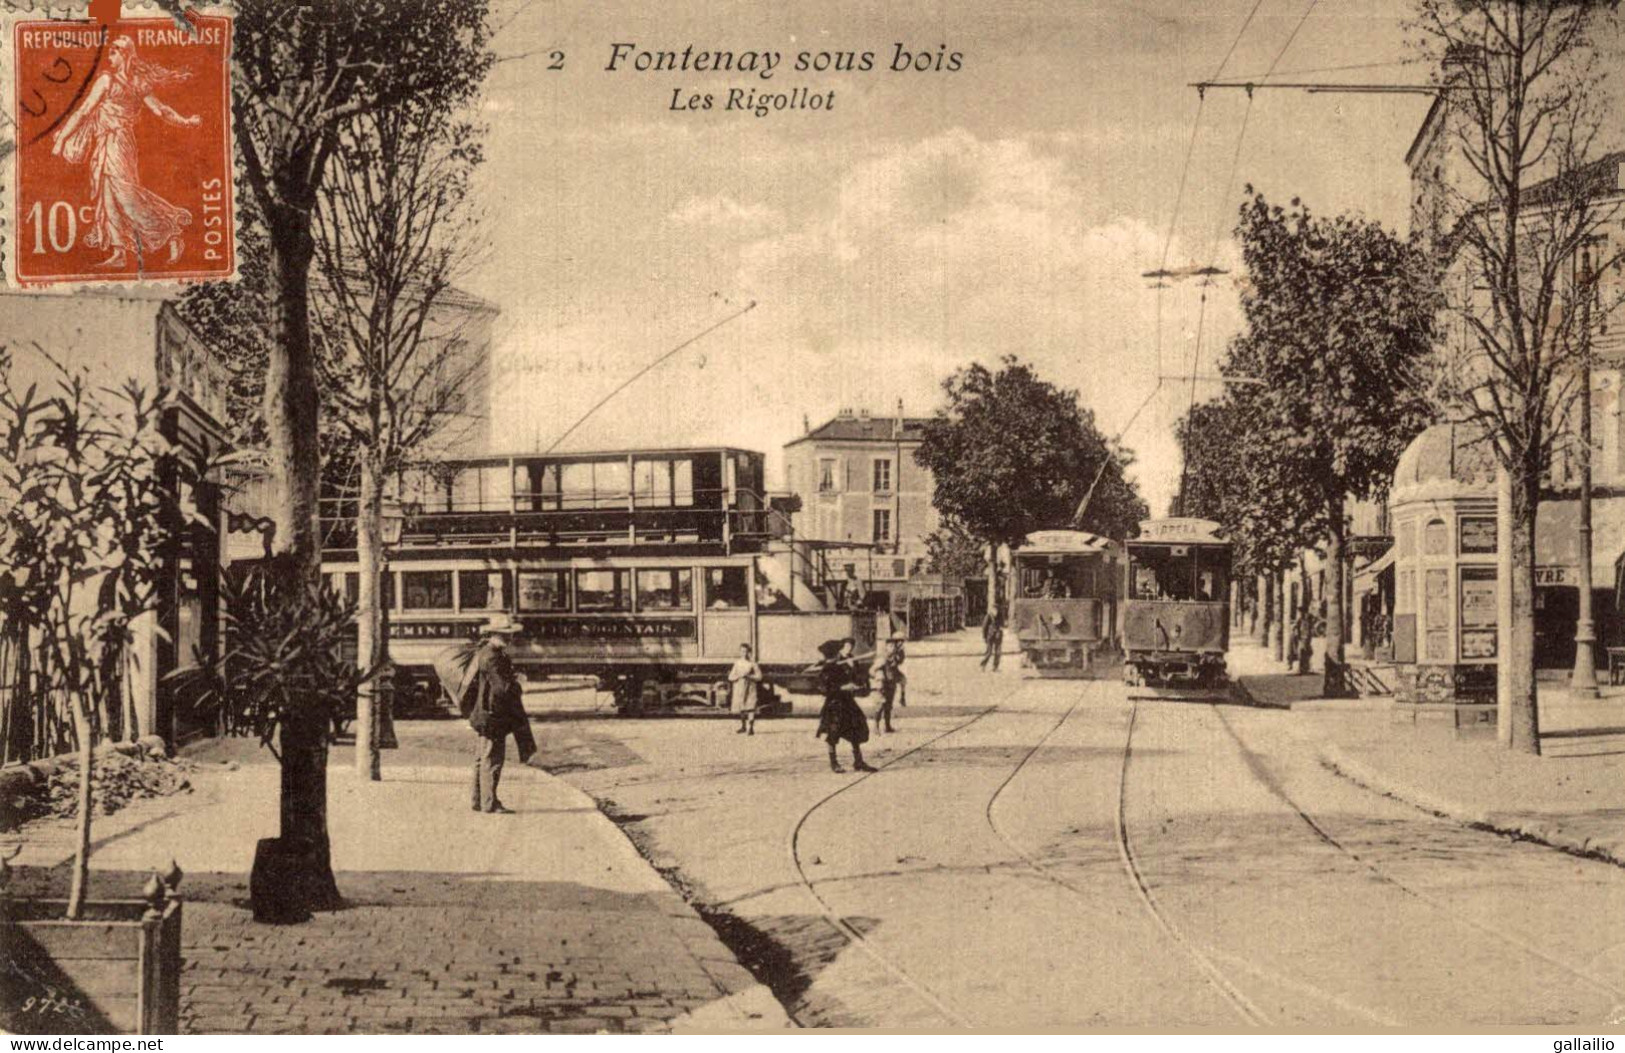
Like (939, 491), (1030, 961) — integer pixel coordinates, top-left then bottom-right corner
(602, 42), (965, 116)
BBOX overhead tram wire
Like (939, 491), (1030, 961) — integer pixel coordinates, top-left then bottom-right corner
(540, 299), (757, 455)
(1073, 0), (1270, 528)
(1177, 0), (1321, 506)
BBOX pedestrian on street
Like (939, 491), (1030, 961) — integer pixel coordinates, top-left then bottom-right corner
(980, 610), (1004, 672)
(464, 614), (536, 814)
(729, 642), (764, 735)
(814, 638), (876, 773)
(875, 631), (906, 733)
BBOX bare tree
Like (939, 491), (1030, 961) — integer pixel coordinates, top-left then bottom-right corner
(1413, 0), (1621, 753)
(312, 105), (489, 780)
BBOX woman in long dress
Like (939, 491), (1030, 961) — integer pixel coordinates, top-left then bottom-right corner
(814, 638), (875, 773)
(51, 35), (199, 269)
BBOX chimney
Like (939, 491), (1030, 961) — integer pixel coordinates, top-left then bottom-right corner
(894, 399), (904, 439)
(837, 407), (855, 420)
(857, 406), (870, 420)
(803, 413), (811, 434)
(1617, 159), (1625, 193)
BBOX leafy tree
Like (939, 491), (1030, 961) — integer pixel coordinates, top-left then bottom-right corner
(916, 356), (1148, 615)
(923, 519), (988, 581)
(1221, 190), (1439, 693)
(224, 0), (495, 914)
(1412, 0), (1622, 752)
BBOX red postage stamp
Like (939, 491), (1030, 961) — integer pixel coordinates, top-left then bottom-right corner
(7, 11), (234, 286)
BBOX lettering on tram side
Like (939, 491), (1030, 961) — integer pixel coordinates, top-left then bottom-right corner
(527, 618), (697, 640)
(390, 622), (482, 640)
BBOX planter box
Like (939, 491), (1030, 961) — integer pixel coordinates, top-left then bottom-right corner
(2, 897), (181, 1034)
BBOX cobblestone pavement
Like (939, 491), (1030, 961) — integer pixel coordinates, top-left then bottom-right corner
(5, 737), (787, 1035)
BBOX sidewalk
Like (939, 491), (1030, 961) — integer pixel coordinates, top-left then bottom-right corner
(1228, 639), (1625, 874)
(4, 733), (791, 1034)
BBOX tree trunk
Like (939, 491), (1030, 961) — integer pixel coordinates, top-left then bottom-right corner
(1507, 466), (1541, 754)
(65, 697), (93, 920)
(1245, 576), (1257, 637)
(261, 204), (338, 911)
(1323, 496), (1347, 697)
(1257, 573), (1271, 647)
(355, 454), (382, 781)
(1297, 556), (1313, 675)
(276, 714), (343, 910)
(1272, 570), (1286, 662)
(265, 211), (323, 575)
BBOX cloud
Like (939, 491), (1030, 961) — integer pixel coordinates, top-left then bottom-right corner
(668, 194), (784, 235)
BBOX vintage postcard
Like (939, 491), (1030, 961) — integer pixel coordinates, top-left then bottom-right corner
(3, 0), (1625, 1042)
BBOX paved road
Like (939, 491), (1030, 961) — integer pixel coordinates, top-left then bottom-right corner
(538, 637), (1625, 1029)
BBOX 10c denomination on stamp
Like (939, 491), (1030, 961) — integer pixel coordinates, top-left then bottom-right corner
(8, 11), (234, 287)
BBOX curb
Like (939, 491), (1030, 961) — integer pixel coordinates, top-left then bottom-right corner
(1317, 741), (1625, 871)
(537, 770), (796, 1032)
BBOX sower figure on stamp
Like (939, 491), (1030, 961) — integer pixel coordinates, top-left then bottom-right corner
(729, 643), (764, 735)
(814, 638), (876, 773)
(50, 36), (199, 269)
(464, 615), (535, 814)
(875, 631), (905, 734)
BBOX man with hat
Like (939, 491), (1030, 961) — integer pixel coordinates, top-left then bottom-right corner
(465, 614), (535, 814)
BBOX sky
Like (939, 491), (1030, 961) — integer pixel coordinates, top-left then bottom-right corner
(463, 0), (1435, 517)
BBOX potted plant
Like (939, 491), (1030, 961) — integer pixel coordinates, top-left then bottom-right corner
(172, 568), (372, 923)
(0, 351), (214, 1034)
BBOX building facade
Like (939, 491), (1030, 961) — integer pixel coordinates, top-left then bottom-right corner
(782, 406), (941, 610)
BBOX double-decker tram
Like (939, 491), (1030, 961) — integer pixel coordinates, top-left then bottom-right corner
(1121, 517), (1232, 689)
(1009, 530), (1121, 677)
(321, 446), (875, 715)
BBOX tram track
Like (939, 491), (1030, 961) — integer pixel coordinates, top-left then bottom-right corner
(1209, 704), (1625, 1006)
(784, 690), (1014, 1028)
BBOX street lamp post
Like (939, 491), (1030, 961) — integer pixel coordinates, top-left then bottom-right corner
(1572, 252), (1600, 699)
(359, 499), (406, 781)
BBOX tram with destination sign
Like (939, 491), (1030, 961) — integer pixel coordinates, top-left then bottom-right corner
(1009, 530), (1122, 677)
(1121, 517), (1232, 688)
(318, 446), (876, 715)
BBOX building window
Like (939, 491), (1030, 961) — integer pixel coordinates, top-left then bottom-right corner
(516, 570), (569, 612)
(819, 458), (838, 493)
(635, 568), (693, 611)
(576, 569), (631, 611)
(872, 458), (892, 493)
(892, 559), (907, 578)
(705, 566), (749, 609)
(401, 570), (454, 611)
(459, 570), (510, 611)
(873, 509), (892, 544)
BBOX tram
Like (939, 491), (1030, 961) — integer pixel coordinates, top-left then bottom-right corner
(1121, 517), (1232, 688)
(1009, 530), (1122, 677)
(319, 446), (876, 715)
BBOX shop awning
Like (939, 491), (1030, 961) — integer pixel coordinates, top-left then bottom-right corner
(1354, 544), (1396, 588)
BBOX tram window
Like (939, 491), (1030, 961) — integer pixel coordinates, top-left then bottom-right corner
(706, 567), (749, 609)
(479, 466), (512, 512)
(516, 570), (569, 612)
(636, 568), (693, 611)
(325, 572), (359, 605)
(1131, 549), (1195, 601)
(401, 468), (450, 514)
(561, 462), (595, 510)
(674, 458), (693, 506)
(633, 458), (697, 508)
(402, 570), (454, 611)
(449, 470), (480, 512)
(459, 570), (511, 611)
(595, 460), (630, 510)
(576, 569), (631, 611)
